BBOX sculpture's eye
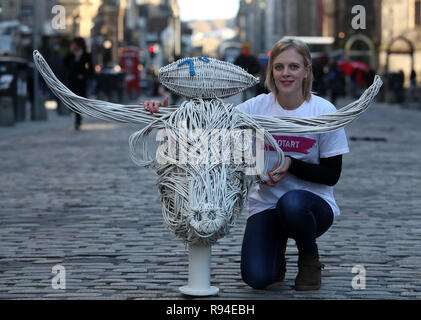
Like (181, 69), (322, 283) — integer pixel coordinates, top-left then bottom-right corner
(198, 56), (210, 63)
(177, 58), (196, 76)
(177, 56), (210, 77)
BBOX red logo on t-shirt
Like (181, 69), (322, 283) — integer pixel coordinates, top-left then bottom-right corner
(265, 135), (316, 154)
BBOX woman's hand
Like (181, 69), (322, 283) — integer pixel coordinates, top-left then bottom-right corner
(142, 97), (168, 114)
(262, 156), (292, 187)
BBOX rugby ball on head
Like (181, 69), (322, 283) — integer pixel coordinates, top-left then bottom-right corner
(158, 56), (260, 99)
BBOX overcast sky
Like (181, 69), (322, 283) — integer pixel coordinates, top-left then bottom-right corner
(178, 0), (240, 21)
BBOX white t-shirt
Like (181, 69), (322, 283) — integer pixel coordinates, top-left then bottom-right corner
(236, 92), (349, 219)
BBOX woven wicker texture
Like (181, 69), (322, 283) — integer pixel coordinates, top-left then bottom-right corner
(159, 57), (260, 99)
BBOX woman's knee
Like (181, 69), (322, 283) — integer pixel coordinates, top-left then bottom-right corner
(276, 191), (317, 232)
(241, 266), (272, 289)
(276, 190), (309, 216)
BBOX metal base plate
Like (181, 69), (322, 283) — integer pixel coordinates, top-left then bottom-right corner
(179, 285), (219, 296)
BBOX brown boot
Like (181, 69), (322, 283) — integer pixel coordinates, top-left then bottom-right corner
(294, 253), (324, 291)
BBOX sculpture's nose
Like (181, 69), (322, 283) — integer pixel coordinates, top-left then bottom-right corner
(188, 204), (226, 236)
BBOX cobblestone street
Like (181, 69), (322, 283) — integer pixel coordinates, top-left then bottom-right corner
(1, 97), (421, 300)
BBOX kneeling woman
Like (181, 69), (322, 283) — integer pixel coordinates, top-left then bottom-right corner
(236, 38), (349, 291)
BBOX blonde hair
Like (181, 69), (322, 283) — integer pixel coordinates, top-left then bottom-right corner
(265, 37), (313, 102)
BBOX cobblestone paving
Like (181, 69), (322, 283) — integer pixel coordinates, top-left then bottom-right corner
(1, 98), (421, 300)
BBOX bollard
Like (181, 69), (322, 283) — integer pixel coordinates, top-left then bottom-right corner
(121, 90), (129, 104)
(33, 96), (47, 121)
(57, 100), (71, 116)
(0, 96), (15, 126)
(179, 244), (219, 296)
(110, 90), (119, 103)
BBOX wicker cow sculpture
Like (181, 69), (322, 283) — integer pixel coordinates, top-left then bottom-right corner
(33, 51), (382, 295)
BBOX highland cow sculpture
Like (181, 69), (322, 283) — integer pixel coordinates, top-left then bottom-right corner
(33, 50), (382, 295)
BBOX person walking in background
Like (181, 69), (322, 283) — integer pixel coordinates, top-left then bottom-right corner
(312, 60), (326, 97)
(409, 69), (417, 102)
(234, 43), (260, 101)
(364, 69), (376, 90)
(410, 69), (417, 88)
(327, 62), (342, 105)
(396, 70), (405, 103)
(63, 37), (94, 130)
(351, 68), (366, 98)
(48, 45), (65, 114)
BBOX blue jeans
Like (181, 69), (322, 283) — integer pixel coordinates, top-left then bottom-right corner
(240, 189), (334, 289)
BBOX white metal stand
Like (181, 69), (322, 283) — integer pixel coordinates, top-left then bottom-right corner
(179, 244), (219, 296)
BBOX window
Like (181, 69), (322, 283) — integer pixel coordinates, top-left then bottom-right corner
(416, 0), (421, 25)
